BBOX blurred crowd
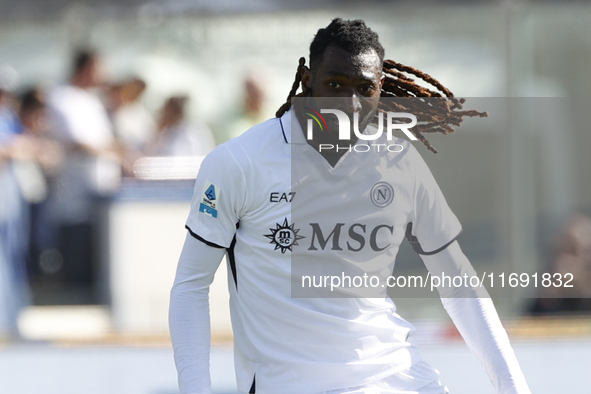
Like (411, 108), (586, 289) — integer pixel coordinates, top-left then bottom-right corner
(531, 214), (591, 314)
(0, 49), (255, 338)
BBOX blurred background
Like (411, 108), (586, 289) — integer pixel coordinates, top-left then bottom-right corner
(1, 0), (591, 393)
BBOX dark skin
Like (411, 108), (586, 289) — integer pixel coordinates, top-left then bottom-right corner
(298, 45), (385, 166)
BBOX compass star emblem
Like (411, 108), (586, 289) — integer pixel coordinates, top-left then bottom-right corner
(264, 218), (305, 253)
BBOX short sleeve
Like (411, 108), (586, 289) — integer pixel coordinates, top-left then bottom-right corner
(406, 147), (462, 255)
(185, 144), (246, 249)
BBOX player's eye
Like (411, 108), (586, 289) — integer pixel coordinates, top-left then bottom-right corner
(328, 81), (341, 89)
(360, 85), (375, 93)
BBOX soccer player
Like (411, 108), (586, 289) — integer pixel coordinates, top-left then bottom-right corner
(170, 18), (531, 394)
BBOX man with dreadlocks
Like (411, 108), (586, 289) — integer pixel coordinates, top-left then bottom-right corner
(170, 18), (531, 394)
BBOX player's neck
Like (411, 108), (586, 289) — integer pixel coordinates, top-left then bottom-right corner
(295, 112), (358, 167)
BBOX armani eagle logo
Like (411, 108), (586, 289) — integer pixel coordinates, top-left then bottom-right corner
(264, 218), (305, 254)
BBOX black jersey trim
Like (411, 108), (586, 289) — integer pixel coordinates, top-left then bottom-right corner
(185, 225), (226, 249)
(404, 222), (462, 256)
(227, 234), (238, 288)
(249, 375), (256, 393)
(226, 222), (240, 289)
(279, 117), (288, 143)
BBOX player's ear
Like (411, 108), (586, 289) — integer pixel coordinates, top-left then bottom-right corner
(379, 73), (385, 89)
(301, 66), (312, 95)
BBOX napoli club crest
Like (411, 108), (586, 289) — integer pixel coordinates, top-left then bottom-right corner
(370, 182), (394, 208)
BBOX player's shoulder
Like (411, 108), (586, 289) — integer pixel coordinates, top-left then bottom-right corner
(230, 116), (283, 145)
(224, 116), (285, 153)
(398, 140), (424, 163)
(363, 122), (421, 167)
(373, 136), (433, 185)
(378, 134), (421, 166)
(202, 116), (285, 169)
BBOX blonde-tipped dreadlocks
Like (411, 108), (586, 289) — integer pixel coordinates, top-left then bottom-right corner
(276, 18), (487, 153)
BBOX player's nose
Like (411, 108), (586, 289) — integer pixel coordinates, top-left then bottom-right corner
(335, 95), (362, 114)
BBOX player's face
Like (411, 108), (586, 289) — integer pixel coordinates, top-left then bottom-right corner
(302, 45), (384, 132)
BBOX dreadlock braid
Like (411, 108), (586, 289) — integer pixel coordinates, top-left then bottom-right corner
(383, 60), (453, 98)
(276, 57), (487, 153)
(275, 57), (307, 118)
(379, 59), (487, 153)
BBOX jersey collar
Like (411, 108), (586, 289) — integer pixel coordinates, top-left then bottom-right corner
(280, 109), (307, 144)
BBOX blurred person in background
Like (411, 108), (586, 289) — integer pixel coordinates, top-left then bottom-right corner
(146, 95), (215, 157)
(109, 77), (156, 157)
(46, 49), (123, 303)
(1, 87), (65, 336)
(17, 87), (63, 167)
(0, 66), (28, 339)
(0, 65), (21, 141)
(15, 88), (64, 292)
(214, 71), (271, 144)
(531, 214), (591, 314)
(0, 146), (28, 339)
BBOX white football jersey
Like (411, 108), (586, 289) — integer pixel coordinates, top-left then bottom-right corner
(185, 110), (461, 394)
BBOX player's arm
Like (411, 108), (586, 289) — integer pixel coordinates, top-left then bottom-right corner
(420, 241), (531, 394)
(406, 145), (530, 393)
(169, 143), (246, 394)
(169, 233), (226, 394)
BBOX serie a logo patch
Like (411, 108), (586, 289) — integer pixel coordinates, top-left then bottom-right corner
(199, 181), (219, 218)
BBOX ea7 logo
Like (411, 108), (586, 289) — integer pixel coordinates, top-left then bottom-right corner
(306, 109), (417, 141)
(270, 192), (296, 203)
